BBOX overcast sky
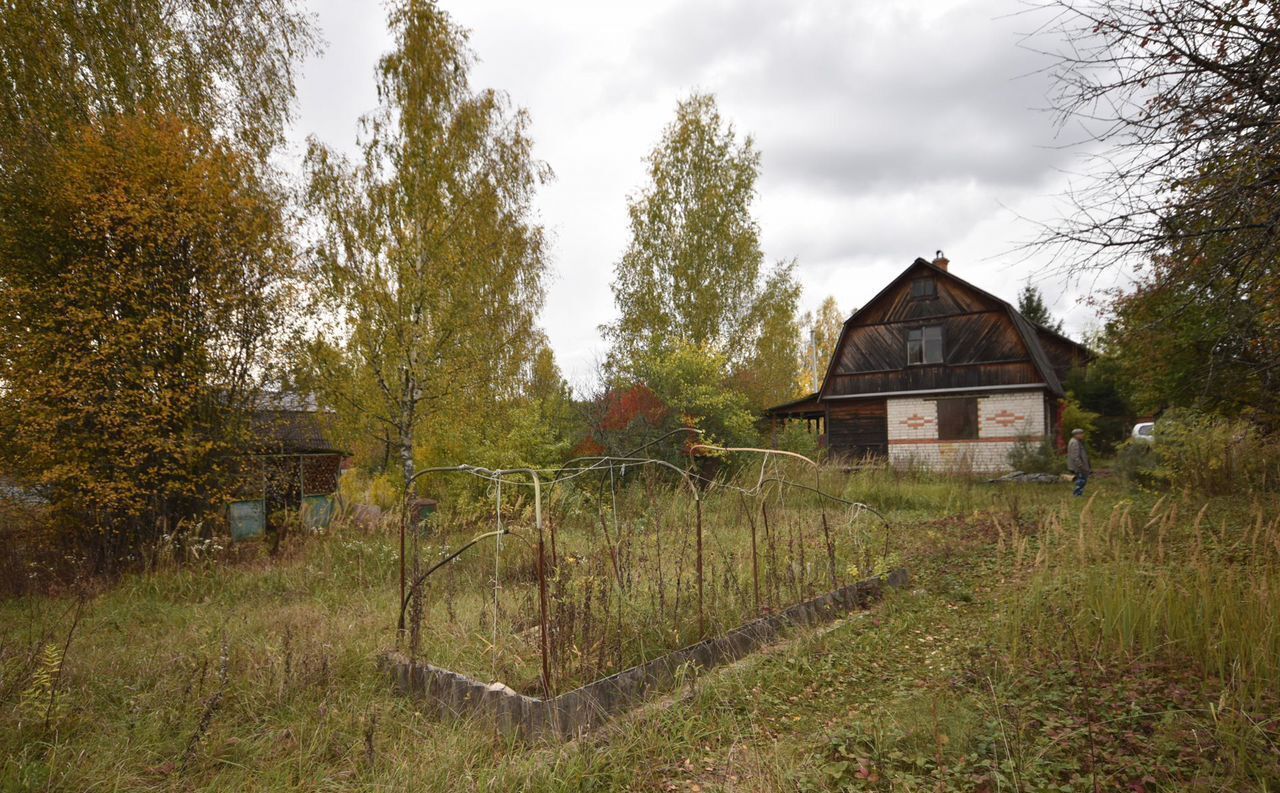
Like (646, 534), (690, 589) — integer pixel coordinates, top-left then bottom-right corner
(289, 0), (1124, 387)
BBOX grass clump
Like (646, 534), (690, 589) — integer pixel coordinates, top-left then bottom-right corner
(1005, 434), (1064, 474)
(1010, 496), (1280, 703)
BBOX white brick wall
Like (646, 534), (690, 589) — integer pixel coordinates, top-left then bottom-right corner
(887, 397), (938, 442)
(888, 440), (1020, 472)
(885, 390), (1047, 473)
(978, 391), (1045, 438)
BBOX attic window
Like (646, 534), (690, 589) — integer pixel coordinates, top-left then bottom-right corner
(911, 277), (936, 299)
(907, 326), (943, 365)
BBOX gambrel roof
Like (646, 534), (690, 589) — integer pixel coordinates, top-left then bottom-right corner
(814, 257), (1090, 400)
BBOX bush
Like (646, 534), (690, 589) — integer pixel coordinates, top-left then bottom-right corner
(1006, 434), (1064, 474)
(1059, 393), (1100, 444)
(338, 469), (401, 511)
(634, 341), (758, 449)
(1152, 409), (1280, 494)
(1112, 438), (1161, 487)
(771, 422), (819, 459)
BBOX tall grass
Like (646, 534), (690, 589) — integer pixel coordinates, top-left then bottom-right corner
(1005, 494), (1280, 756)
(839, 463), (984, 517)
(1009, 496), (1280, 698)
(400, 461), (896, 693)
(0, 463), (904, 790)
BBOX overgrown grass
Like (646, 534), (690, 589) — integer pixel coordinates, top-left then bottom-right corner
(2, 466), (1278, 791)
(399, 460), (899, 693)
(1009, 495), (1280, 701)
(996, 493), (1280, 788)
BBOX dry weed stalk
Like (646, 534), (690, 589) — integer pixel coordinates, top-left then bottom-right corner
(182, 632), (229, 773)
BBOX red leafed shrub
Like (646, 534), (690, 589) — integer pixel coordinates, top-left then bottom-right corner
(600, 384), (669, 431)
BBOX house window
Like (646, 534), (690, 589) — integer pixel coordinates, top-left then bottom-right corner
(911, 277), (936, 299)
(906, 326), (943, 365)
(937, 397), (979, 440)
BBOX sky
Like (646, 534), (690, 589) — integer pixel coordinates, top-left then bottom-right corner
(289, 0), (1126, 388)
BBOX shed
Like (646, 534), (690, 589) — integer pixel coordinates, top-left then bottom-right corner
(228, 392), (347, 539)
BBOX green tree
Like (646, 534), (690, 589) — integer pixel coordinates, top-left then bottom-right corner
(523, 341), (577, 450)
(1016, 283), (1064, 333)
(1063, 347), (1133, 453)
(733, 259), (803, 409)
(0, 0), (314, 163)
(1039, 1), (1280, 421)
(1060, 393), (1100, 442)
(1080, 152), (1279, 427)
(605, 92), (801, 409)
(1103, 243), (1278, 425)
(798, 295), (846, 392)
(304, 0), (550, 484)
(415, 334), (578, 472)
(0, 116), (297, 554)
(488, 339), (578, 467)
(0, 0), (313, 557)
(637, 342), (756, 449)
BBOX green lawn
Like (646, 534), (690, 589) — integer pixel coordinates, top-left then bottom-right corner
(2, 470), (1277, 791)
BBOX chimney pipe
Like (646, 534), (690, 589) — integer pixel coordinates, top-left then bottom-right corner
(932, 250), (949, 271)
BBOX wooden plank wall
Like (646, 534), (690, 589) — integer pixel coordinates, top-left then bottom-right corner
(1036, 330), (1089, 386)
(826, 400), (887, 459)
(826, 266), (1040, 397)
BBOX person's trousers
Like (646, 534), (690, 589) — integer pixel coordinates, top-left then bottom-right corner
(1072, 472), (1088, 497)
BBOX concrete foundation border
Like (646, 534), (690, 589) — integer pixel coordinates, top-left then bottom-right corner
(381, 567), (909, 740)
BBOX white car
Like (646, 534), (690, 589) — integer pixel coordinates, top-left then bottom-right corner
(1132, 421), (1156, 442)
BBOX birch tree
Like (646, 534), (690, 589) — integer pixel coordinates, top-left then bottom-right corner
(0, 0), (313, 163)
(606, 92), (801, 410)
(797, 296), (846, 393)
(304, 0), (549, 482)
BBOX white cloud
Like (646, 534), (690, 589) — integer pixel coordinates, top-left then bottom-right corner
(291, 0), (1122, 387)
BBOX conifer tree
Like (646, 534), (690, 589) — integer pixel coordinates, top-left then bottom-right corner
(1016, 283), (1064, 333)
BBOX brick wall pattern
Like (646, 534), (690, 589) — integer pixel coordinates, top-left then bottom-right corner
(885, 390), (1047, 472)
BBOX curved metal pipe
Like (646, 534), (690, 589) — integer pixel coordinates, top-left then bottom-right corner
(397, 528), (508, 632)
(398, 465), (551, 694)
(556, 455), (701, 499)
(552, 427), (704, 482)
(392, 434), (892, 694)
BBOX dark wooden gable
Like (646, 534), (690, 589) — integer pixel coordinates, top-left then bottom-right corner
(818, 259), (1070, 399)
(1035, 326), (1092, 388)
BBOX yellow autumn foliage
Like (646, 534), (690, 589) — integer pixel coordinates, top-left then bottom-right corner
(0, 115), (296, 557)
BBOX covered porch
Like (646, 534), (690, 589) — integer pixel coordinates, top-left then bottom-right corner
(763, 392), (826, 446)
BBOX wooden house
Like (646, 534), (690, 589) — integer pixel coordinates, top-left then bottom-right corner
(767, 254), (1090, 472)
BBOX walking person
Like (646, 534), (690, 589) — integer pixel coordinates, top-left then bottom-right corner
(1067, 428), (1091, 497)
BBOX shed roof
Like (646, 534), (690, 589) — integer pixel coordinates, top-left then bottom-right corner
(250, 392), (345, 455)
(763, 392), (824, 419)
